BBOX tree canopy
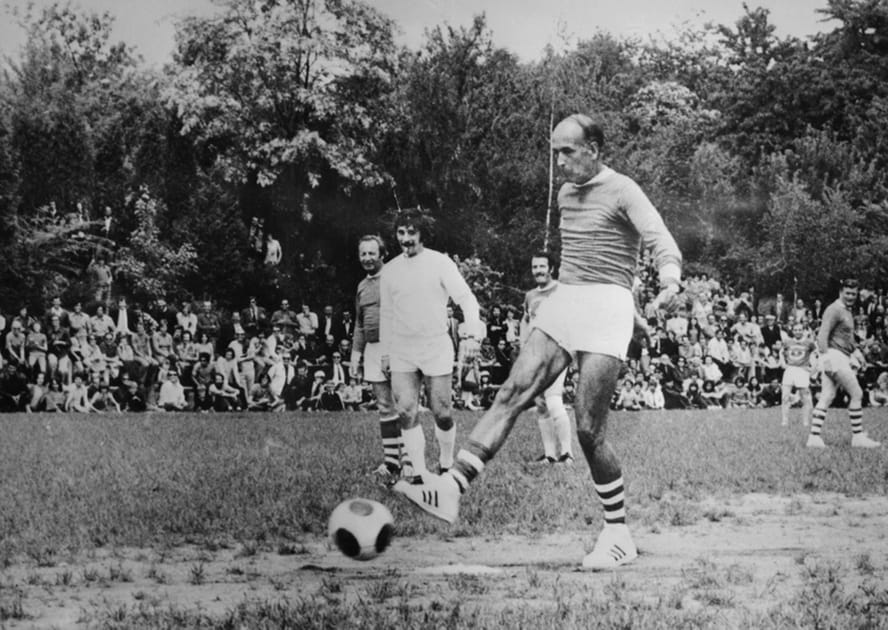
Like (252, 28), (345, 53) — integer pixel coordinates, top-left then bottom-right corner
(1, 0), (886, 313)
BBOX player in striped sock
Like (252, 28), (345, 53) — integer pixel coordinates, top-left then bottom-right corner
(395, 114), (684, 570)
(806, 278), (880, 449)
(380, 208), (484, 482)
(352, 235), (413, 485)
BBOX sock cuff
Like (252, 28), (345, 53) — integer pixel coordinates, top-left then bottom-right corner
(379, 413), (400, 423)
(466, 439), (494, 463)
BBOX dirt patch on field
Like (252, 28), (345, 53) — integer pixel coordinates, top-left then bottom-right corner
(3, 492), (887, 628)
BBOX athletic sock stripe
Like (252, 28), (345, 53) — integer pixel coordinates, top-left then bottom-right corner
(466, 439), (494, 463)
(594, 478), (623, 494)
(605, 512), (626, 524)
(597, 486), (624, 501)
(382, 437), (401, 445)
(457, 450), (486, 475)
(600, 494), (624, 507)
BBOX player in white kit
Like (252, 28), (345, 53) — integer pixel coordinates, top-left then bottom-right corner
(523, 252), (574, 464)
(380, 208), (484, 482)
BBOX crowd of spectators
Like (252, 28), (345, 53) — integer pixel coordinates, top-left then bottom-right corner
(3, 255), (888, 415)
(456, 255), (888, 413)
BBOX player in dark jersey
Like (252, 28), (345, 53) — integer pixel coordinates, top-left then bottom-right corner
(807, 279), (880, 448)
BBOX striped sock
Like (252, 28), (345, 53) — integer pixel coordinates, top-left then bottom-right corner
(849, 407), (863, 434)
(811, 407), (827, 436)
(379, 414), (401, 473)
(449, 440), (494, 493)
(595, 477), (626, 525)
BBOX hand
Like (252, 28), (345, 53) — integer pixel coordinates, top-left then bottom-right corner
(381, 354), (390, 377)
(349, 351), (363, 380)
(632, 311), (651, 346)
(652, 283), (682, 316)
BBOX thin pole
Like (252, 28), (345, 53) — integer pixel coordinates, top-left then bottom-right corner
(544, 99), (555, 251)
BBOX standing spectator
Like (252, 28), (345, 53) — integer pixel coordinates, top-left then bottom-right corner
(295, 303), (318, 338)
(196, 300), (221, 352)
(68, 302), (89, 338)
(339, 310), (355, 342)
(88, 254), (113, 306)
(91, 304), (115, 339)
(792, 299), (810, 325)
(486, 305), (506, 346)
(760, 314), (784, 351)
(150, 297), (179, 333)
(445, 305), (461, 354)
(177, 301), (198, 337)
(45, 296), (69, 330)
(271, 299), (298, 337)
(319, 305), (337, 340)
(241, 296), (267, 338)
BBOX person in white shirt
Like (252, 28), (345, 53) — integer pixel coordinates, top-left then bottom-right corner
(381, 208), (483, 482)
(158, 371), (188, 411)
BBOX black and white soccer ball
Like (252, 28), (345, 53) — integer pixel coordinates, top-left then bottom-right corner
(328, 498), (394, 560)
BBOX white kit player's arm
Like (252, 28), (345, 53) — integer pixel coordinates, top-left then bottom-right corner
(379, 268), (393, 359)
(441, 260), (484, 341)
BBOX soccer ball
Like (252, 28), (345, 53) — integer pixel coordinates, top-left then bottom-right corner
(328, 498), (394, 561)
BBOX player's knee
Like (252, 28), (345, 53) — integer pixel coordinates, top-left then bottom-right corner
(576, 421), (606, 452)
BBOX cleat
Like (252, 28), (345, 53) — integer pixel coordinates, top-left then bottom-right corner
(582, 524), (637, 571)
(806, 434), (826, 449)
(556, 453), (575, 465)
(851, 433), (881, 448)
(393, 474), (460, 524)
(531, 454), (556, 465)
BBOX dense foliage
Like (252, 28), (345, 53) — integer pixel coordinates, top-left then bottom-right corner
(1, 0), (886, 312)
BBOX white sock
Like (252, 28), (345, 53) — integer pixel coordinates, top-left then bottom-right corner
(547, 395), (573, 457)
(401, 425), (428, 476)
(435, 424), (456, 470)
(536, 412), (557, 458)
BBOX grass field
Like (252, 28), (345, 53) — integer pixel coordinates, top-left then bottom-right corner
(1, 407), (887, 628)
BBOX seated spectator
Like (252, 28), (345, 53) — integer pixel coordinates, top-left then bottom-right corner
(26, 319), (49, 378)
(305, 369), (327, 410)
(177, 301), (198, 337)
(208, 372), (241, 411)
(0, 363), (28, 412)
(196, 300), (222, 352)
(643, 380), (665, 409)
(194, 332), (215, 361)
(747, 376), (764, 406)
(191, 352), (216, 411)
(318, 382), (345, 411)
(700, 380), (727, 409)
(90, 383), (121, 413)
(868, 371), (888, 407)
(295, 303), (318, 338)
(615, 380), (642, 410)
(685, 380), (707, 409)
(175, 330), (199, 383)
(158, 371), (188, 411)
(326, 350), (347, 385)
(340, 379), (363, 411)
(151, 318), (175, 361)
(726, 376), (753, 408)
(65, 373), (94, 412)
(43, 378), (67, 412)
(119, 379), (147, 412)
(758, 378), (782, 407)
(730, 337), (753, 381)
(46, 314), (72, 384)
(25, 371), (48, 412)
(284, 361), (312, 411)
(5, 319), (27, 370)
(90, 305), (115, 339)
(67, 302), (89, 338)
(248, 372), (281, 411)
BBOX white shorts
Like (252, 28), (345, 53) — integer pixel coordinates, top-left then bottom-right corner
(822, 348), (853, 376)
(782, 365), (810, 389)
(389, 334), (455, 377)
(363, 342), (385, 383)
(531, 283), (634, 359)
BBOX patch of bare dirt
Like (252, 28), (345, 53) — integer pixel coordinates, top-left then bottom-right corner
(3, 492), (887, 628)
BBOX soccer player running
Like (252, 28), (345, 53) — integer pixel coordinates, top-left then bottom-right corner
(395, 114), (683, 570)
(780, 322), (817, 427)
(806, 279), (880, 448)
(523, 251), (574, 465)
(381, 208), (484, 483)
(351, 235), (413, 484)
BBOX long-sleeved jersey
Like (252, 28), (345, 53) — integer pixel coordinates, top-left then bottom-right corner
(379, 248), (483, 353)
(558, 166), (682, 290)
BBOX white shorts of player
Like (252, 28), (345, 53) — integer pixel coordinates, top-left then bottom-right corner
(363, 341), (386, 383)
(389, 334), (455, 377)
(543, 368), (567, 399)
(782, 365), (811, 389)
(822, 348), (853, 377)
(531, 283), (634, 359)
